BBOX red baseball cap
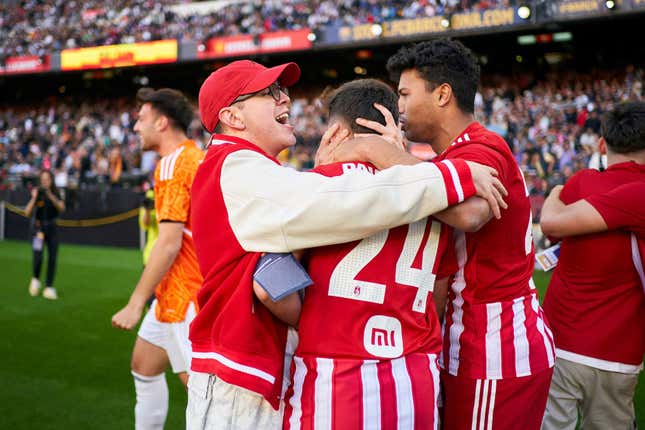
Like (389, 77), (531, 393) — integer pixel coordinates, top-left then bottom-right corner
(199, 60), (301, 133)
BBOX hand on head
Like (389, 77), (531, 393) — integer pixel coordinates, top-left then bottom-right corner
(355, 103), (406, 150)
(315, 123), (350, 166)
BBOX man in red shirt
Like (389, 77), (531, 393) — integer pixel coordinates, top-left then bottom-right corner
(540, 101), (645, 430)
(319, 39), (555, 430)
(283, 79), (455, 429)
(188, 60), (508, 429)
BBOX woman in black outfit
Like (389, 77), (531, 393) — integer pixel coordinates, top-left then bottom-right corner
(24, 170), (65, 300)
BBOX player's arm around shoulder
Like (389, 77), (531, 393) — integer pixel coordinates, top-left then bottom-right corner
(435, 144), (508, 232)
(434, 143), (510, 231)
(434, 197), (492, 232)
(540, 185), (608, 238)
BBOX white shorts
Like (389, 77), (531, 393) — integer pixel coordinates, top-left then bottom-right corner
(137, 299), (196, 374)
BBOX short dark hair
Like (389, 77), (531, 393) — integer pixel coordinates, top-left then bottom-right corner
(386, 38), (480, 114)
(136, 88), (194, 134)
(326, 79), (399, 134)
(601, 101), (645, 154)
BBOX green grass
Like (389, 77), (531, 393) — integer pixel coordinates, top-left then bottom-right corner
(0, 240), (642, 428)
(0, 240), (185, 429)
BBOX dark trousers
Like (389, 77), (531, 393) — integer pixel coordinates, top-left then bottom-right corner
(33, 224), (59, 287)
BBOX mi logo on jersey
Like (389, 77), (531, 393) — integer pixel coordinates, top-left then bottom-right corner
(364, 315), (403, 358)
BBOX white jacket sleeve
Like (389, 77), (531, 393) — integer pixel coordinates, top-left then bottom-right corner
(221, 150), (473, 252)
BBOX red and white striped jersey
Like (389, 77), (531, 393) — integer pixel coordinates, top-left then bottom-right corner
(435, 122), (556, 380)
(284, 354), (440, 430)
(285, 161), (453, 429)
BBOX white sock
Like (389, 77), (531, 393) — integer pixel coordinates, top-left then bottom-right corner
(131, 370), (168, 430)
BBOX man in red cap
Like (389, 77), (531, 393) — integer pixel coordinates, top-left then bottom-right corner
(187, 60), (508, 429)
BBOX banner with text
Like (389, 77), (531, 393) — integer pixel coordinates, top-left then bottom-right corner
(332, 7), (521, 43)
(0, 55), (50, 75)
(199, 29), (312, 59)
(61, 39), (178, 70)
(553, 0), (618, 17)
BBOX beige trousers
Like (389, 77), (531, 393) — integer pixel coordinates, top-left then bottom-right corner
(541, 357), (638, 430)
(186, 371), (283, 430)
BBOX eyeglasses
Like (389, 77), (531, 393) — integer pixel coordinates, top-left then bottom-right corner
(233, 82), (289, 104)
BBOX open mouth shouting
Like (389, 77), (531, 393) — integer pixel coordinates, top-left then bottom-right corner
(275, 112), (290, 125)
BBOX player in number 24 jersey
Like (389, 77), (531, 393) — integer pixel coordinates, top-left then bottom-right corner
(284, 160), (456, 430)
(284, 79), (460, 430)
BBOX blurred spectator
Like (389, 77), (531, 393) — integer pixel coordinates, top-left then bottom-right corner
(108, 146), (124, 187)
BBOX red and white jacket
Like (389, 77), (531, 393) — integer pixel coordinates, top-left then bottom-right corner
(189, 135), (478, 409)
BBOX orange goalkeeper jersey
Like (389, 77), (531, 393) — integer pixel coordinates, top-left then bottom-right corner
(153, 140), (204, 322)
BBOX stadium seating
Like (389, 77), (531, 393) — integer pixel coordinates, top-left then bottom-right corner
(0, 0), (514, 56)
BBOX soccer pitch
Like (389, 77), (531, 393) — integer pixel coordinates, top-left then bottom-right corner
(0, 240), (642, 429)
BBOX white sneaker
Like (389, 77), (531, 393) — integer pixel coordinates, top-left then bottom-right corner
(43, 287), (58, 300)
(29, 278), (41, 297)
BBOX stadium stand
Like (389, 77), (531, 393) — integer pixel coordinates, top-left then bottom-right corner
(2, 67), (642, 219)
(0, 0), (514, 57)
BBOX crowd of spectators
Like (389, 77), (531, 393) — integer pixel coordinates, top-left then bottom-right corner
(1, 66), (643, 223)
(0, 96), (204, 193)
(477, 66), (642, 216)
(1, 0), (513, 59)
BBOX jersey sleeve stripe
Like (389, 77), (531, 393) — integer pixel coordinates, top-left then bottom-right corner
(443, 160), (465, 203)
(437, 159), (477, 205)
(436, 161), (459, 205)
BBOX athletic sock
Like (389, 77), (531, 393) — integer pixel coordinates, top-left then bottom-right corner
(131, 370), (168, 430)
